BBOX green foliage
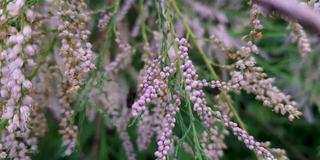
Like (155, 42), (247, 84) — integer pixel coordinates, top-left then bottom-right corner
(26, 0), (39, 7)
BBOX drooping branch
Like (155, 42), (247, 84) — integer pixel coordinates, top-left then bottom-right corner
(254, 0), (320, 34)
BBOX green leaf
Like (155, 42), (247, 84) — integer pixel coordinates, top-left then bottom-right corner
(0, 120), (8, 133)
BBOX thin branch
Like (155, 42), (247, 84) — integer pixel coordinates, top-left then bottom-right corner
(255, 0), (320, 34)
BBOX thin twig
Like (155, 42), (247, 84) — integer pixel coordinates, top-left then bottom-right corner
(255, 0), (320, 34)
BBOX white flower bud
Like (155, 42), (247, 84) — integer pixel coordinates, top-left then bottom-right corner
(23, 80), (32, 89)
(2, 106), (14, 119)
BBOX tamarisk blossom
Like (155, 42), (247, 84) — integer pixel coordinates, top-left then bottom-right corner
(211, 26), (293, 158)
(1, 26), (33, 132)
(176, 38), (226, 159)
(135, 65), (174, 151)
(98, 12), (111, 30)
(248, 4), (264, 39)
(209, 9), (302, 121)
(136, 109), (154, 151)
(135, 84), (165, 151)
(90, 80), (136, 160)
(131, 53), (179, 159)
(0, 68), (49, 159)
(52, 62), (93, 156)
(176, 38), (212, 126)
(207, 39), (301, 121)
(200, 127), (228, 160)
(103, 81), (136, 160)
(135, 58), (170, 150)
(230, 51), (301, 121)
(155, 96), (180, 160)
(105, 32), (134, 76)
(114, 108), (136, 160)
(262, 142), (289, 160)
(30, 66), (52, 137)
(235, 45), (301, 121)
(0, 129), (38, 159)
(151, 32), (163, 54)
(289, 21), (311, 56)
(0, 145), (5, 159)
(0, 1), (45, 158)
(253, 2), (312, 57)
(136, 106), (162, 151)
(215, 112), (276, 160)
(52, 0), (96, 155)
(131, 58), (176, 116)
(55, 0), (96, 95)
(57, 81), (78, 156)
(7, 0), (25, 17)
(176, 37), (278, 160)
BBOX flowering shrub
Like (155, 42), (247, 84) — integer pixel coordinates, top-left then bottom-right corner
(0, 0), (320, 160)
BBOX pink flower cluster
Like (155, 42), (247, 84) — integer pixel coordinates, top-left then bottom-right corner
(176, 38), (227, 159)
(177, 42), (213, 126)
(1, 26), (34, 132)
(215, 111), (275, 160)
(6, 0), (25, 17)
(50, 0), (97, 155)
(175, 37), (282, 160)
(155, 96), (180, 160)
(105, 32), (134, 76)
(209, 34), (301, 121)
(231, 41), (301, 121)
(98, 12), (111, 30)
(132, 58), (176, 116)
(89, 80), (137, 160)
(290, 21), (311, 56)
(114, 108), (136, 160)
(57, 82), (78, 156)
(0, 3), (44, 158)
(136, 109), (155, 151)
(55, 0), (96, 95)
(131, 51), (180, 160)
(0, 0), (307, 159)
(200, 127), (227, 160)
